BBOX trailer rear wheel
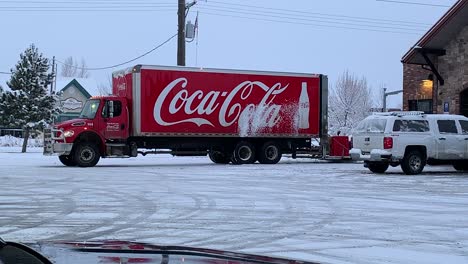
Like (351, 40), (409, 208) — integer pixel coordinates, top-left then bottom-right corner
(74, 143), (100, 167)
(258, 141), (282, 164)
(208, 151), (231, 164)
(232, 141), (256, 165)
(59, 155), (76, 166)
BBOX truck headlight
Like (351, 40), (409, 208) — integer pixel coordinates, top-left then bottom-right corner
(63, 130), (74, 137)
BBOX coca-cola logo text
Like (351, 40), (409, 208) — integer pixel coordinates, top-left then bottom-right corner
(153, 78), (289, 128)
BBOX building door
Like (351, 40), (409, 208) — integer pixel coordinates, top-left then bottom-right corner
(460, 88), (468, 117)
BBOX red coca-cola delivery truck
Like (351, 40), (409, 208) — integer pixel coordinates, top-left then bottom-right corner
(44, 65), (339, 167)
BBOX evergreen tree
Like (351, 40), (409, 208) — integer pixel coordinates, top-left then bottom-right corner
(3, 44), (61, 152)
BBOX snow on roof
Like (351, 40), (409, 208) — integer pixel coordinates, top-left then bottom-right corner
(55, 78), (105, 96)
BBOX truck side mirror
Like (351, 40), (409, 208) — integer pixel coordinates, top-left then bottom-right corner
(109, 101), (114, 118)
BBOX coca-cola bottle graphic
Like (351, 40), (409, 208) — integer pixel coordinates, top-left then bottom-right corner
(298, 82), (310, 129)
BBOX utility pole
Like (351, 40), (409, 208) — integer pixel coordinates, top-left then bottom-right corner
(177, 0), (186, 66)
(50, 56), (56, 94)
(382, 88), (403, 112)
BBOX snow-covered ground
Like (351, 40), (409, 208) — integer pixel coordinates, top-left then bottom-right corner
(0, 148), (467, 264)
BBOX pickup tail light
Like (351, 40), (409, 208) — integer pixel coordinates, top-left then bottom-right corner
(383, 137), (393, 149)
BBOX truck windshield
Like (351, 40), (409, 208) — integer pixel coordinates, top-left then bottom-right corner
(79, 99), (100, 119)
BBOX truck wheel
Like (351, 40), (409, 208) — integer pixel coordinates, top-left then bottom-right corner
(209, 151), (230, 164)
(59, 155), (76, 166)
(367, 162), (389, 173)
(258, 141), (282, 164)
(73, 143), (100, 167)
(231, 141), (256, 165)
(453, 162), (468, 171)
(401, 150), (425, 175)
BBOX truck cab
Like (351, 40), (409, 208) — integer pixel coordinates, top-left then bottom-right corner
(44, 96), (134, 167)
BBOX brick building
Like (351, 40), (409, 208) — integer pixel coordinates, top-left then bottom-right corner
(402, 0), (468, 116)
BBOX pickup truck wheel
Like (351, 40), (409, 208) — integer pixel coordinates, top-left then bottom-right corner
(59, 155), (76, 166)
(208, 151), (230, 164)
(231, 141), (256, 165)
(453, 162), (468, 171)
(367, 162), (389, 173)
(401, 150), (425, 175)
(74, 143), (100, 167)
(258, 141), (282, 164)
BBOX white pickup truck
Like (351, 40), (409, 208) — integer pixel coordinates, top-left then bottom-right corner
(350, 112), (468, 174)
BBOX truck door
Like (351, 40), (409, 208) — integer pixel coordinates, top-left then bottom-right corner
(458, 120), (468, 159)
(435, 119), (464, 159)
(102, 99), (129, 140)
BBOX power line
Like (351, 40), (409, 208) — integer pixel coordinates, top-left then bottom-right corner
(0, 71), (11, 75)
(207, 0), (432, 26)
(375, 0), (451, 7)
(0, 5), (176, 8)
(0, 0), (173, 3)
(199, 11), (421, 35)
(203, 3), (429, 29)
(56, 32), (177, 71)
(198, 6), (426, 32)
(0, 8), (176, 12)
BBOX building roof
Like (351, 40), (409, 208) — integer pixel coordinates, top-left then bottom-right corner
(401, 0), (468, 64)
(55, 78), (103, 97)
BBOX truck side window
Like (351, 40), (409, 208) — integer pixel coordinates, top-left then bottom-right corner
(102, 100), (122, 118)
(459, 120), (468, 134)
(112, 101), (122, 117)
(437, 120), (458, 134)
(392, 120), (429, 132)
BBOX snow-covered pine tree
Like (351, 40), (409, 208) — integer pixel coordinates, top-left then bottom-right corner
(4, 44), (61, 152)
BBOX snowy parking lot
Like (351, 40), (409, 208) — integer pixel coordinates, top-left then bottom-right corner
(1, 147), (468, 264)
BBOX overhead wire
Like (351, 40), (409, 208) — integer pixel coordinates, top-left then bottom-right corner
(197, 6), (426, 32)
(55, 32), (177, 71)
(207, 0), (432, 26)
(375, 0), (451, 7)
(198, 11), (422, 35)
(202, 3), (429, 29)
(0, 9), (176, 12)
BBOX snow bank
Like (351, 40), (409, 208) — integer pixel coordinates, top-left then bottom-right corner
(0, 135), (43, 147)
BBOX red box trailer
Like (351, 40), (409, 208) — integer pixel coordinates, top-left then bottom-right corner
(44, 65), (331, 167)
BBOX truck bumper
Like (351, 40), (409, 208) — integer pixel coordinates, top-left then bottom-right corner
(43, 128), (73, 156)
(349, 148), (392, 162)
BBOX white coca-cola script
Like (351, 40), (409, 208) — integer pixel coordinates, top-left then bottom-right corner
(153, 78), (289, 127)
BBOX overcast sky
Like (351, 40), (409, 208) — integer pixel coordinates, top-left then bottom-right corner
(0, 0), (458, 107)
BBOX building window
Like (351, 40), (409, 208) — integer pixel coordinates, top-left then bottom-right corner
(408, 99), (433, 114)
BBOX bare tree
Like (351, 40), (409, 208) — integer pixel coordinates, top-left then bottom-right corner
(97, 74), (113, 95)
(328, 70), (374, 135)
(60, 56), (77, 77)
(60, 56), (90, 78)
(77, 58), (90, 78)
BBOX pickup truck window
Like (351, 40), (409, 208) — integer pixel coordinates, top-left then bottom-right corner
(354, 119), (387, 133)
(437, 120), (458, 134)
(459, 120), (468, 134)
(392, 120), (429, 132)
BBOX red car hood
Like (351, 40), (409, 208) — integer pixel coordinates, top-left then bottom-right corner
(28, 240), (319, 264)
